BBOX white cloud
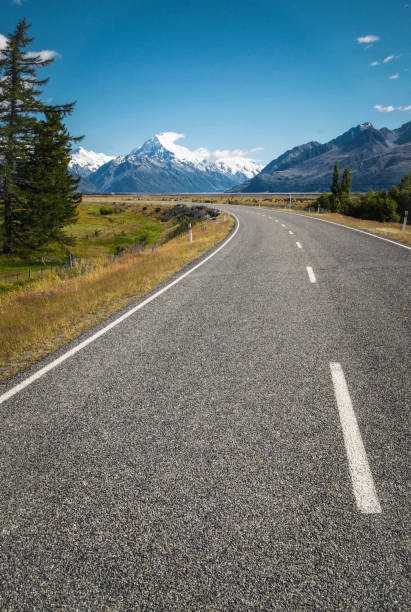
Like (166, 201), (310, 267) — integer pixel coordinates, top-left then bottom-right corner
(374, 105), (395, 112)
(357, 35), (380, 44)
(389, 74), (399, 79)
(12, 0), (23, 5)
(208, 146), (263, 161)
(383, 55), (395, 63)
(370, 61), (380, 66)
(375, 104), (411, 112)
(154, 132), (263, 169)
(25, 49), (60, 61)
(0, 33), (59, 61)
(0, 34), (8, 50)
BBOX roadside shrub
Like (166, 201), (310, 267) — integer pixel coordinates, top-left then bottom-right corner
(99, 206), (115, 215)
(161, 204), (218, 223)
(314, 193), (332, 211)
(343, 191), (399, 222)
(328, 195), (341, 212)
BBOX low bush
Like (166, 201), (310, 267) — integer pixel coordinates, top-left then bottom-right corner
(99, 206), (115, 215)
(314, 193), (332, 210)
(343, 191), (399, 222)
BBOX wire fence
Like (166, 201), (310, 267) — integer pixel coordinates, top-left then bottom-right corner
(0, 213), (220, 287)
(0, 238), (163, 286)
(0, 265), (56, 285)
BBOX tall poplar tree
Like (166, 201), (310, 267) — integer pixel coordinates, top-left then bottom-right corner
(340, 167), (351, 207)
(0, 18), (53, 252)
(389, 170), (411, 223)
(330, 161), (340, 211)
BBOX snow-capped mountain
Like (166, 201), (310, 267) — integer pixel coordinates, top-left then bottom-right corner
(69, 147), (115, 179)
(82, 133), (263, 193)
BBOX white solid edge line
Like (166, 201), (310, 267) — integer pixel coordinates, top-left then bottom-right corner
(296, 242), (302, 249)
(306, 266), (317, 283)
(330, 362), (382, 514)
(274, 210), (411, 251)
(0, 214), (240, 406)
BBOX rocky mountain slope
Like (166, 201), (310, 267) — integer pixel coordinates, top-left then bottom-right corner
(69, 147), (115, 192)
(69, 147), (115, 178)
(229, 121), (411, 193)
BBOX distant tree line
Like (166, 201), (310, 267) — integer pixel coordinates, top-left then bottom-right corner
(0, 19), (80, 255)
(316, 162), (411, 223)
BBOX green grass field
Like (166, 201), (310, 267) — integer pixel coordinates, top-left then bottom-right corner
(0, 199), (177, 286)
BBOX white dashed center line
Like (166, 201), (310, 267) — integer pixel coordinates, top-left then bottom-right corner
(330, 363), (382, 514)
(288, 230), (294, 235)
(306, 266), (317, 283)
(281, 223), (286, 228)
(296, 242), (302, 249)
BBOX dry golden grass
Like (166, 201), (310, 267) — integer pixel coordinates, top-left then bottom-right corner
(0, 215), (233, 381)
(275, 209), (411, 246)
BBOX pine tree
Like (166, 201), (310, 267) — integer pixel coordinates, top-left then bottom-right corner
(18, 107), (81, 251)
(330, 161), (340, 211)
(0, 18), (53, 253)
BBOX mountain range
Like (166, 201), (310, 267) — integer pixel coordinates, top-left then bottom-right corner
(229, 121), (411, 193)
(70, 122), (411, 193)
(70, 133), (262, 193)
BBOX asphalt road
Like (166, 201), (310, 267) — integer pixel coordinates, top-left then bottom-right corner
(0, 205), (409, 610)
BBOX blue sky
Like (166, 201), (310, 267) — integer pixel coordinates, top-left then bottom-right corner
(1, 0), (410, 163)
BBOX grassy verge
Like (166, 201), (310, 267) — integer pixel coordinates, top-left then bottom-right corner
(0, 213), (233, 381)
(267, 208), (411, 246)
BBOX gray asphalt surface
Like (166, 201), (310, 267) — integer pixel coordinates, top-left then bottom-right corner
(0, 205), (409, 610)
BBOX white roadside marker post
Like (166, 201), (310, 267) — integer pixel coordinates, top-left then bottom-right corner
(188, 223), (193, 243)
(402, 210), (408, 232)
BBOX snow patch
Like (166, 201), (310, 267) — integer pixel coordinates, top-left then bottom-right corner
(69, 147), (115, 172)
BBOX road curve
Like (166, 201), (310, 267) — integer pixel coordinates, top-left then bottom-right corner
(0, 205), (409, 609)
